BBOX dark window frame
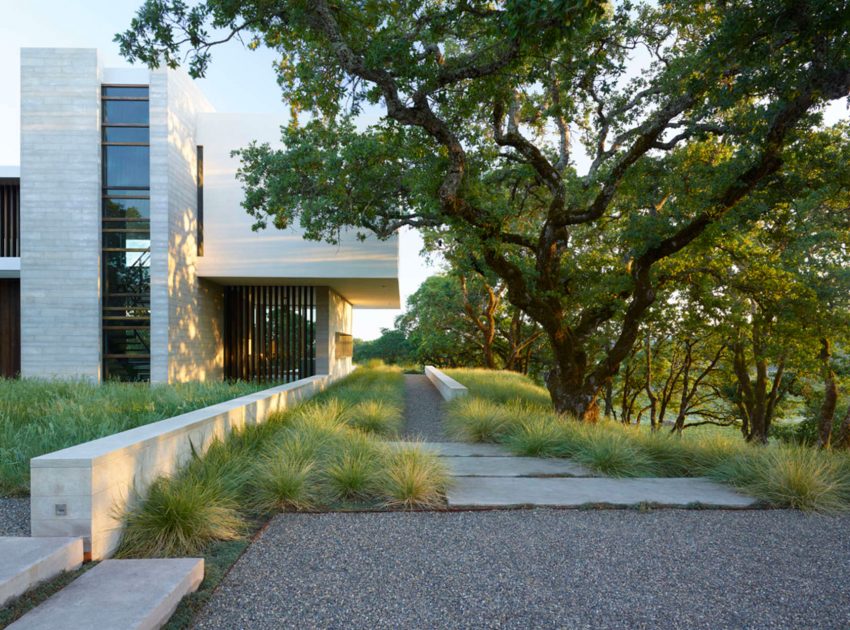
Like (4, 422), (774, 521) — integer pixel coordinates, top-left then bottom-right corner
(101, 84), (151, 382)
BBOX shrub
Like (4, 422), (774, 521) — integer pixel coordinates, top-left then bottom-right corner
(118, 475), (244, 557)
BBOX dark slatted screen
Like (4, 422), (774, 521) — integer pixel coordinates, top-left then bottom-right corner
(0, 179), (19, 258)
(0, 279), (20, 378)
(224, 286), (316, 383)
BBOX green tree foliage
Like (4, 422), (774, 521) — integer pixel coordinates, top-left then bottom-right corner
(118, 0), (850, 423)
(353, 330), (413, 365)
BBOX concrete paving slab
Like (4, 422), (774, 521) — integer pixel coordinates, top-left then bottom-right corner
(0, 536), (83, 607)
(444, 456), (594, 477)
(447, 477), (758, 508)
(387, 441), (512, 457)
(8, 558), (204, 630)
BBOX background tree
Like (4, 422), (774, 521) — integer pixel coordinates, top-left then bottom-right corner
(119, 0), (850, 421)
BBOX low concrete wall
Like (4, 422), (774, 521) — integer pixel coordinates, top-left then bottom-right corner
(424, 366), (469, 401)
(30, 374), (334, 560)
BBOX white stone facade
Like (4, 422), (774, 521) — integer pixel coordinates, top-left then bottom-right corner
(13, 48), (398, 384)
(20, 48), (103, 379)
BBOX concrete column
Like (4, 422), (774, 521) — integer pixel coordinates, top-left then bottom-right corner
(20, 48), (102, 379)
(314, 286), (353, 379)
(149, 68), (221, 383)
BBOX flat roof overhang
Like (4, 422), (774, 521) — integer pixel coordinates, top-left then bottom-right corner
(196, 273), (400, 308)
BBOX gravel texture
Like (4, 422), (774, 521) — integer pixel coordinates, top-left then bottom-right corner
(0, 498), (30, 536)
(401, 374), (451, 441)
(195, 509), (850, 629)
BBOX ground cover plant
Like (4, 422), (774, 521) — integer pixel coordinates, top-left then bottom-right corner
(445, 369), (850, 512)
(0, 379), (264, 496)
(116, 365), (448, 558)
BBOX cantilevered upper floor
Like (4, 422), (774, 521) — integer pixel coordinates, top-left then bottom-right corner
(194, 113), (399, 308)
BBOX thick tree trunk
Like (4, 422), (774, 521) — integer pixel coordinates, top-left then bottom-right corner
(835, 405), (850, 450)
(603, 378), (615, 420)
(817, 338), (837, 449)
(546, 364), (600, 422)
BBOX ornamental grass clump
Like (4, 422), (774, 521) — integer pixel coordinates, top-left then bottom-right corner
(504, 414), (576, 457)
(118, 365), (451, 557)
(708, 445), (850, 512)
(382, 446), (449, 508)
(345, 400), (403, 436)
(572, 426), (654, 477)
(118, 475), (244, 558)
(325, 451), (382, 501)
(251, 456), (320, 512)
(444, 397), (517, 442)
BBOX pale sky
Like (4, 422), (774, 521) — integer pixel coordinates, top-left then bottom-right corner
(0, 0), (441, 340)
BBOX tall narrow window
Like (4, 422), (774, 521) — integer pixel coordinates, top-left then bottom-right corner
(101, 85), (150, 381)
(197, 145), (204, 256)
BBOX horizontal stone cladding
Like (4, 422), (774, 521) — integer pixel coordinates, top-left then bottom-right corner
(20, 48), (102, 379)
(149, 68), (221, 383)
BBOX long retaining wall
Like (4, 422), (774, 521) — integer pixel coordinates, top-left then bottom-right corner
(424, 366), (469, 401)
(30, 374), (336, 560)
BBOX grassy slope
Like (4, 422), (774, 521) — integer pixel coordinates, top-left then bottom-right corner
(110, 365), (448, 628)
(0, 379), (265, 496)
(444, 368), (850, 512)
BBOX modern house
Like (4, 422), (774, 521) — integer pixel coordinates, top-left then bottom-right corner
(0, 48), (399, 383)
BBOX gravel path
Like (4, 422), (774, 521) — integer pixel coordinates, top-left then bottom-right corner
(0, 498), (30, 536)
(195, 509), (850, 629)
(401, 374), (451, 441)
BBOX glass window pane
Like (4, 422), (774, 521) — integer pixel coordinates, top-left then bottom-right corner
(104, 328), (150, 354)
(103, 86), (149, 98)
(104, 251), (150, 295)
(103, 100), (149, 125)
(104, 146), (150, 188)
(103, 198), (149, 220)
(102, 232), (151, 249)
(104, 357), (150, 382)
(103, 127), (149, 143)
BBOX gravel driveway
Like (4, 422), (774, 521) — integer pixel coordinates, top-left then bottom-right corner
(194, 509), (850, 629)
(0, 498), (29, 536)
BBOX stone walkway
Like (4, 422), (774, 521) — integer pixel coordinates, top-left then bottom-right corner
(401, 374), (451, 441)
(395, 376), (757, 509)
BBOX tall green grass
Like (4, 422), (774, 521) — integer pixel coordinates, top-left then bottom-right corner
(117, 366), (449, 558)
(445, 369), (850, 511)
(0, 379), (264, 496)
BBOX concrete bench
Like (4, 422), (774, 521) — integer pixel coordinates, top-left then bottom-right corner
(31, 374), (334, 560)
(424, 366), (468, 401)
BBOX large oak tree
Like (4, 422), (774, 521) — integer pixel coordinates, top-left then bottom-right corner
(119, 0), (850, 420)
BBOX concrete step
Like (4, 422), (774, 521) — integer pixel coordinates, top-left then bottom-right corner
(8, 558), (204, 630)
(443, 455), (593, 478)
(0, 537), (83, 607)
(447, 477), (758, 509)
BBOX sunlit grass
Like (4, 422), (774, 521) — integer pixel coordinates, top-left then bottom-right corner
(0, 379), (264, 496)
(445, 369), (850, 511)
(117, 365), (449, 557)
